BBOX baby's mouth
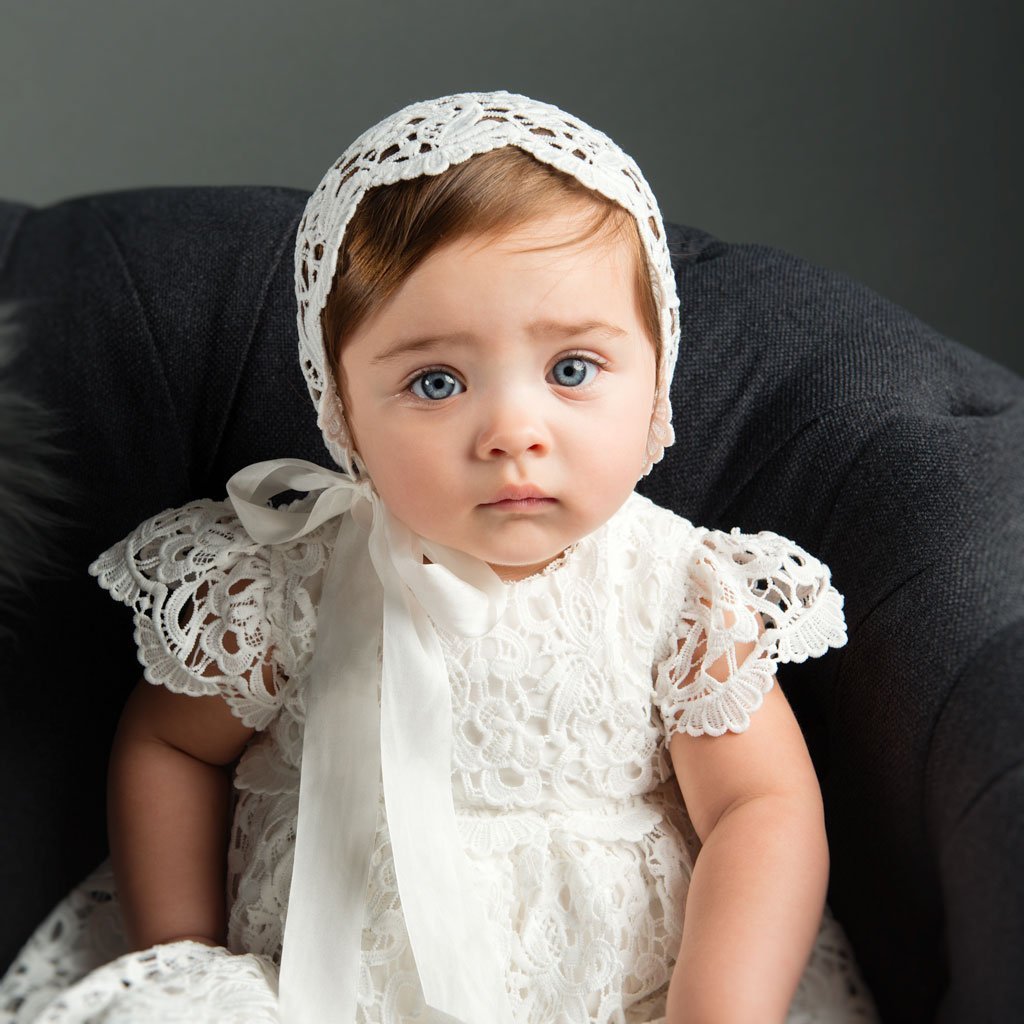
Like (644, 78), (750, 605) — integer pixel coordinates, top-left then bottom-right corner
(483, 497), (557, 511)
(482, 484), (553, 505)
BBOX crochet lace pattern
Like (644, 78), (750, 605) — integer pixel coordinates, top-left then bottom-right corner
(0, 492), (881, 1023)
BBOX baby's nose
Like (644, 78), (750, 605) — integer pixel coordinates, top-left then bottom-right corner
(474, 394), (550, 460)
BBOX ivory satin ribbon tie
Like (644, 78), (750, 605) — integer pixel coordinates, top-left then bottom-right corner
(226, 458), (514, 1024)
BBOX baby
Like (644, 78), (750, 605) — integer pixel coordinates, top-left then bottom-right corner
(2, 90), (880, 1024)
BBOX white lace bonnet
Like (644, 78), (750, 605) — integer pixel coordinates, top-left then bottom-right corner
(293, 88), (681, 479)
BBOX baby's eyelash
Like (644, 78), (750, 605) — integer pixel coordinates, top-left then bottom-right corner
(401, 365), (462, 387)
(559, 349), (607, 367)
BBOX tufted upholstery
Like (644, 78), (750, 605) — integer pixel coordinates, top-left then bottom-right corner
(0, 187), (1020, 1023)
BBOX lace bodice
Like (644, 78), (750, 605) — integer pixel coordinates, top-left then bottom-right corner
(3, 490), (881, 1024)
(88, 491), (845, 813)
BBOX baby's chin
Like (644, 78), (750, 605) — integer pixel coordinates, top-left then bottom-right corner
(485, 554), (566, 582)
(419, 552), (563, 581)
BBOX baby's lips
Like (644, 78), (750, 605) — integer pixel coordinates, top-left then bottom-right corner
(484, 483), (552, 503)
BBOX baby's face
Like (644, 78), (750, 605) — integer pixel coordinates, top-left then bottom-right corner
(339, 203), (657, 581)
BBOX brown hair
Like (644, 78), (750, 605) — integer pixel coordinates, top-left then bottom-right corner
(320, 146), (662, 383)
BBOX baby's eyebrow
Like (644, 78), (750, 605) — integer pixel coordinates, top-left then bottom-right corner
(372, 319), (628, 364)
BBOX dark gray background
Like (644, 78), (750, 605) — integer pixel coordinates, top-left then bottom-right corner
(2, 0), (1018, 373)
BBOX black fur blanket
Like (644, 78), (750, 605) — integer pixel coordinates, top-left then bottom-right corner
(0, 303), (67, 638)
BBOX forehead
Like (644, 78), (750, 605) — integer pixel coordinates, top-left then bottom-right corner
(366, 209), (641, 336)
(459, 201), (635, 269)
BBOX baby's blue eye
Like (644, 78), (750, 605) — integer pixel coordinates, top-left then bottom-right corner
(551, 357), (599, 388)
(410, 370), (465, 400)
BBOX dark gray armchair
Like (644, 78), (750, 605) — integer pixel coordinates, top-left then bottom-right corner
(1, 186), (1020, 1023)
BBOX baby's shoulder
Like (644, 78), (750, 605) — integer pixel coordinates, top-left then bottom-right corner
(121, 496), (263, 560)
(90, 495), (337, 726)
(602, 493), (706, 618)
(88, 498), (257, 600)
(614, 493), (828, 574)
(91, 494), (336, 606)
(611, 491), (703, 562)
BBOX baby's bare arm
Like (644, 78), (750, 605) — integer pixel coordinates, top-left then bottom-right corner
(664, 607), (829, 1024)
(107, 677), (256, 950)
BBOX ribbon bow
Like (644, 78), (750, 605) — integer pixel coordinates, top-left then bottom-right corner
(226, 458), (514, 1024)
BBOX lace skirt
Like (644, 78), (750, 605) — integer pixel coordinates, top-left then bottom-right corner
(1, 798), (881, 1023)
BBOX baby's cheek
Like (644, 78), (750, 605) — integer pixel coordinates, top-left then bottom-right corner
(374, 449), (456, 531)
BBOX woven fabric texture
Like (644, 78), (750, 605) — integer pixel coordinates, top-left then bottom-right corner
(0, 187), (1020, 1024)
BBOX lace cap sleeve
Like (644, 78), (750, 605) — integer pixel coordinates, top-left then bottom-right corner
(655, 526), (848, 740)
(88, 500), (284, 731)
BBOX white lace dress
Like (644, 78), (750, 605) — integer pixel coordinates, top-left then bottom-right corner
(1, 491), (880, 1024)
